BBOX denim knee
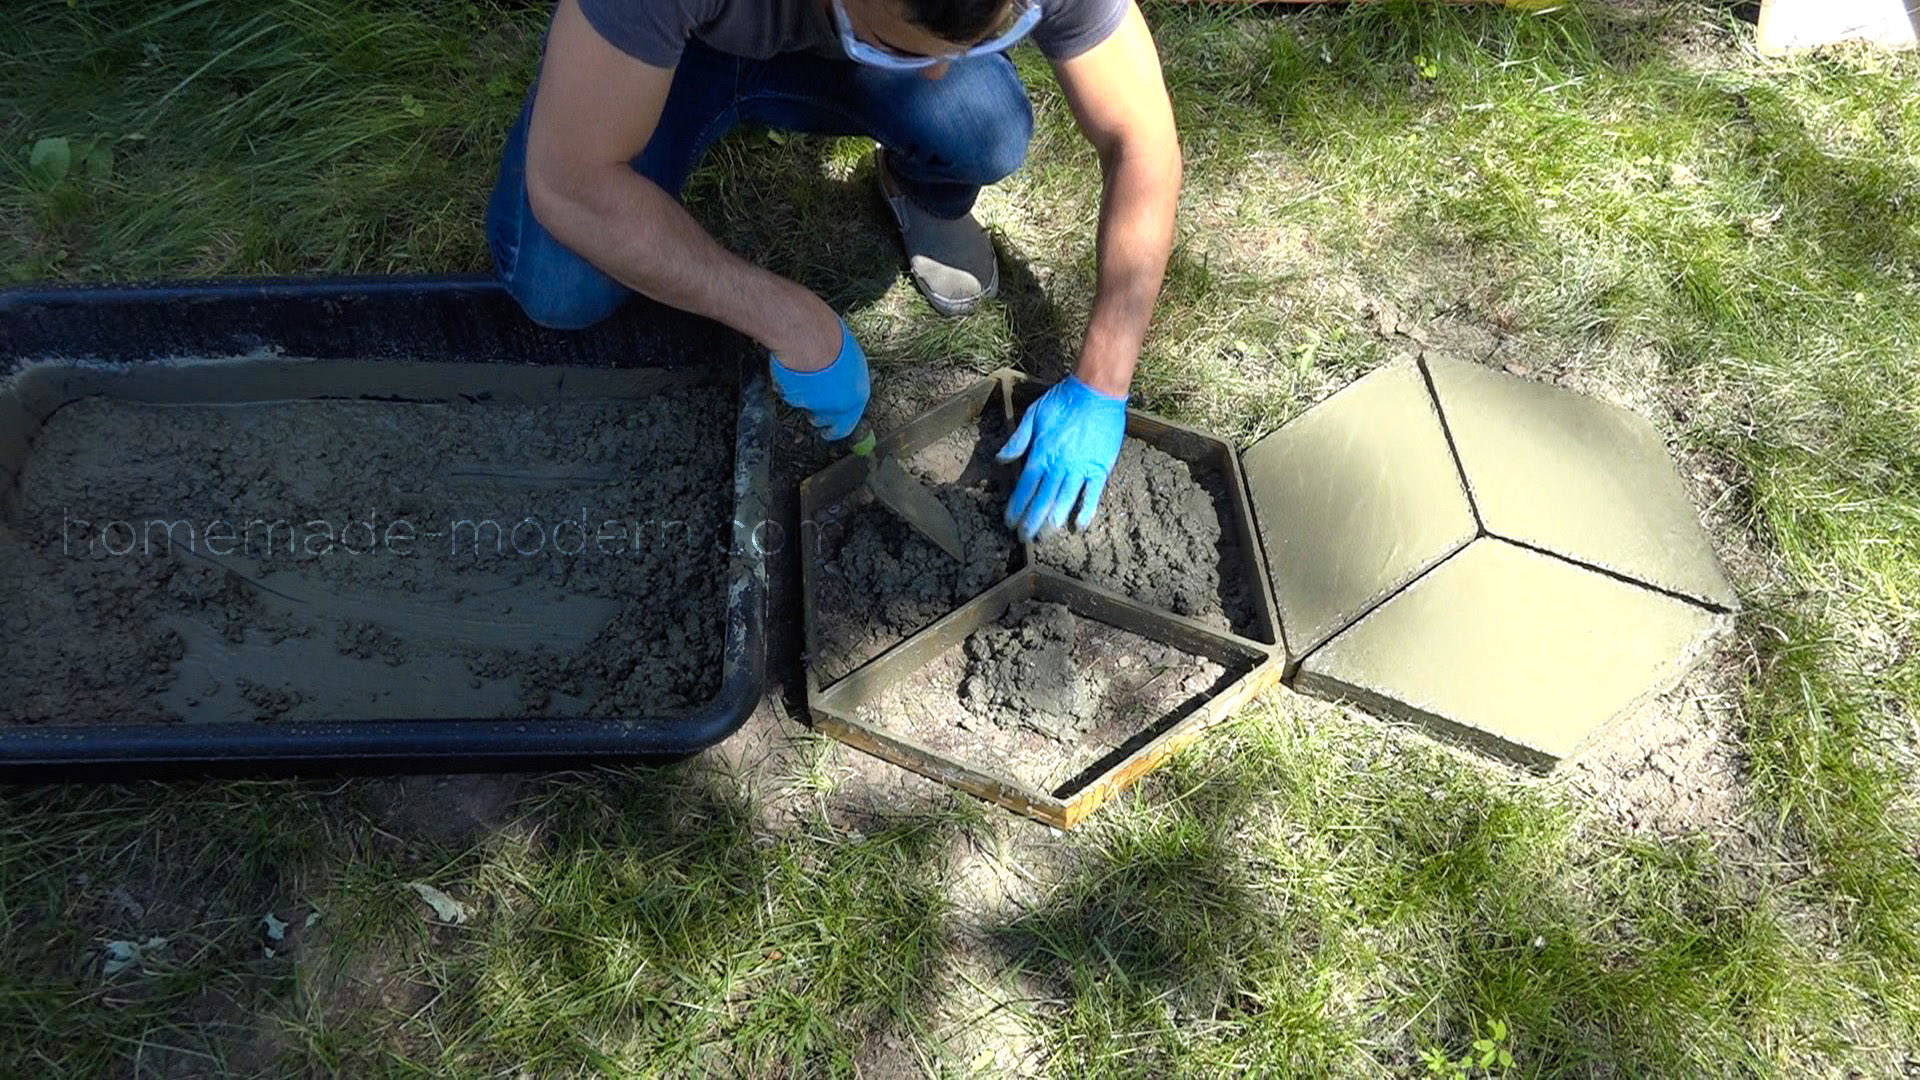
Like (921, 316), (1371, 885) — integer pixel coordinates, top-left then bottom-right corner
(961, 85), (1033, 186)
(485, 125), (630, 330)
(900, 56), (1033, 188)
(486, 208), (629, 330)
(508, 264), (628, 331)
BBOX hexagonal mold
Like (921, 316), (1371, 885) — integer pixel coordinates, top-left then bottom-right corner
(800, 373), (1028, 695)
(1007, 376), (1283, 650)
(804, 358), (1736, 822)
(802, 371), (1285, 826)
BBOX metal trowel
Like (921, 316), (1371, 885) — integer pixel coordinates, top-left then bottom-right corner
(845, 422), (966, 561)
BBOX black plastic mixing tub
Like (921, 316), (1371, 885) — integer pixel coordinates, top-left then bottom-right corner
(0, 275), (771, 779)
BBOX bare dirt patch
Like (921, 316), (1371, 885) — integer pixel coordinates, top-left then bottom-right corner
(1558, 648), (1777, 874)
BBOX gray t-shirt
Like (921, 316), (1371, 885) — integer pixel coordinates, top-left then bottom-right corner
(579, 0), (1129, 69)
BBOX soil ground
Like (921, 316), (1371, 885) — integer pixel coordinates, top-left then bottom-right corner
(4, 2), (1916, 1073)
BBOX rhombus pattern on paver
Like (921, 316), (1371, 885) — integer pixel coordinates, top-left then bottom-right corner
(1246, 357), (1734, 769)
(1239, 362), (1476, 659)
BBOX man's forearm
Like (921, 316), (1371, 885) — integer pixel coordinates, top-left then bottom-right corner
(1075, 136), (1182, 398)
(527, 163), (840, 368)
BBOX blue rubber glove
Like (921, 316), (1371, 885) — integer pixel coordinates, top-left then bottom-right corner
(769, 317), (870, 441)
(997, 374), (1127, 541)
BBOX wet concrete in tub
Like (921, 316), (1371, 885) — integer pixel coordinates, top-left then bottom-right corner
(1034, 437), (1258, 636)
(0, 384), (733, 724)
(811, 414), (1017, 683)
(857, 600), (1235, 796)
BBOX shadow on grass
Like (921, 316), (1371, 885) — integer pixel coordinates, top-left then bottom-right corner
(978, 771), (1344, 1075)
(978, 715), (1815, 1075)
(995, 234), (1079, 384)
(0, 761), (972, 1077)
(0, 779), (357, 1076)
(1145, 0), (1920, 332)
(688, 127), (1081, 385)
(688, 134), (906, 316)
(1729, 79), (1920, 289)
(285, 763), (970, 1076)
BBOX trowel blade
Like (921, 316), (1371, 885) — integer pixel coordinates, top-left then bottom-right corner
(867, 454), (967, 562)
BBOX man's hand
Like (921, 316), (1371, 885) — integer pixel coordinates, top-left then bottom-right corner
(1005, 2), (1176, 535)
(770, 316), (871, 441)
(997, 375), (1127, 541)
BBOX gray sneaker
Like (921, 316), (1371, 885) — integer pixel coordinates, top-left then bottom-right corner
(875, 148), (999, 316)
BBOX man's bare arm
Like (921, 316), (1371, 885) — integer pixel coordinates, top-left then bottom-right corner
(1051, 3), (1182, 396)
(525, 0), (842, 368)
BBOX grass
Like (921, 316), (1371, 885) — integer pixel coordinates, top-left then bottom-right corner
(989, 714), (1823, 1075)
(4, 0), (1919, 1074)
(306, 775), (966, 1074)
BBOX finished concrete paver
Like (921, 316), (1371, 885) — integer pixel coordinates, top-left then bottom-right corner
(1242, 361), (1477, 659)
(1295, 538), (1724, 768)
(1248, 356), (1736, 767)
(1424, 355), (1737, 609)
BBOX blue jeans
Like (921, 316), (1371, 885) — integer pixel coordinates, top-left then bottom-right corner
(486, 41), (1034, 330)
